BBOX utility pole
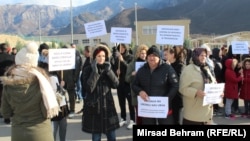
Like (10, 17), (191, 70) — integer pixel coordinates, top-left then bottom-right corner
(135, 3), (138, 46)
(39, 11), (43, 44)
(70, 0), (73, 43)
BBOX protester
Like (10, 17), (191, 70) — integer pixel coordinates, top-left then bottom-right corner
(11, 47), (17, 55)
(38, 52), (69, 141)
(165, 46), (185, 125)
(132, 45), (179, 125)
(1, 42), (59, 141)
(239, 58), (250, 118)
(224, 58), (243, 119)
(221, 45), (242, 114)
(0, 43), (15, 123)
(179, 48), (218, 125)
(125, 44), (148, 127)
(211, 47), (223, 115)
(200, 43), (215, 76)
(110, 43), (135, 128)
(73, 43), (83, 104)
(61, 44), (82, 118)
(38, 43), (49, 66)
(77, 45), (91, 114)
(81, 44), (120, 141)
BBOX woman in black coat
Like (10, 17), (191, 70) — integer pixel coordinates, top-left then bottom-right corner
(81, 44), (120, 141)
(164, 46), (186, 125)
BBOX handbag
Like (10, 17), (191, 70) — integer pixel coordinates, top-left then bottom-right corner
(55, 83), (68, 106)
(51, 83), (69, 121)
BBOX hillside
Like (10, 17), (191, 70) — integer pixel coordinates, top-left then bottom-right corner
(0, 34), (27, 48)
(1, 0), (249, 36)
(105, 0), (250, 35)
(0, 0), (181, 36)
(159, 0), (250, 34)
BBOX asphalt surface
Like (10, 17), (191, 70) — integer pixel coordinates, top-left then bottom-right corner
(1, 89), (250, 141)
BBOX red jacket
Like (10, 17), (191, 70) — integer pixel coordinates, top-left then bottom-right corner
(239, 69), (250, 100)
(224, 59), (242, 99)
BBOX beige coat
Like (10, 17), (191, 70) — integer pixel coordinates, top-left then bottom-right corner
(179, 64), (216, 123)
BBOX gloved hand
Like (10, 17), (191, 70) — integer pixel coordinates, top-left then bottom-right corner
(116, 52), (124, 61)
(104, 61), (111, 72)
(91, 60), (98, 73)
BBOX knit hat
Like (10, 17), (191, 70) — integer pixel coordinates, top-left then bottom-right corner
(147, 46), (160, 58)
(15, 42), (39, 67)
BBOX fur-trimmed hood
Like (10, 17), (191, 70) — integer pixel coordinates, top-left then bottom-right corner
(0, 65), (40, 85)
(1, 64), (60, 119)
(90, 44), (111, 62)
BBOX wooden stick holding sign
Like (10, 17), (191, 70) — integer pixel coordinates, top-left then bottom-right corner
(231, 41), (249, 86)
(61, 70), (63, 81)
(239, 54), (245, 87)
(117, 43), (121, 79)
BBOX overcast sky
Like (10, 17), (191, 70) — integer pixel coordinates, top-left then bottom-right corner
(0, 0), (97, 7)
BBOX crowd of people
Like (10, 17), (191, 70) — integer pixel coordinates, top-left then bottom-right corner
(0, 41), (250, 140)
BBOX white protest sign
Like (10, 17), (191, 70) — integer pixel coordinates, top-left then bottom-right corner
(203, 83), (225, 106)
(138, 96), (168, 118)
(84, 20), (107, 38)
(48, 48), (75, 71)
(231, 41), (249, 54)
(135, 62), (146, 72)
(110, 27), (132, 44)
(156, 25), (184, 45)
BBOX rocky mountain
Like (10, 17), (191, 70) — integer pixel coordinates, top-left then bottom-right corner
(0, 0), (187, 36)
(104, 0), (250, 35)
(158, 0), (250, 34)
(1, 0), (249, 36)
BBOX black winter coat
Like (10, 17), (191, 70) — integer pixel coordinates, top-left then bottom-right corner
(81, 64), (120, 133)
(132, 60), (179, 110)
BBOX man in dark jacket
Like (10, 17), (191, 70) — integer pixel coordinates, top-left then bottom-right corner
(77, 45), (91, 114)
(132, 45), (179, 125)
(62, 44), (82, 118)
(81, 45), (91, 99)
(0, 43), (15, 124)
(110, 43), (135, 128)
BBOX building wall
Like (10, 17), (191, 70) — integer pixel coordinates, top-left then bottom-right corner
(136, 19), (191, 46)
(42, 33), (114, 48)
(42, 19), (191, 48)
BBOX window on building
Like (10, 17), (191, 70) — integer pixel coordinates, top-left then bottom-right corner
(142, 25), (157, 35)
(82, 39), (90, 44)
(93, 38), (101, 44)
(152, 26), (157, 34)
(73, 40), (78, 44)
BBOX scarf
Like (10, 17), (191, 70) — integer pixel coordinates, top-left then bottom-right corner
(29, 68), (60, 118)
(200, 64), (213, 84)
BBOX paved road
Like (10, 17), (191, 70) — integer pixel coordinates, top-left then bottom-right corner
(1, 89), (250, 141)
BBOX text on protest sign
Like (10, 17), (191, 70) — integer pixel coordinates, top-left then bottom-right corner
(110, 27), (132, 44)
(203, 83), (225, 106)
(231, 41), (249, 55)
(48, 48), (75, 71)
(84, 20), (107, 38)
(156, 25), (184, 45)
(138, 96), (168, 118)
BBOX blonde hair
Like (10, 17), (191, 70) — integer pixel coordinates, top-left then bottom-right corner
(135, 44), (149, 58)
(232, 59), (238, 70)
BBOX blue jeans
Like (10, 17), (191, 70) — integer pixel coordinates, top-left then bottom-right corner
(92, 130), (116, 141)
(225, 98), (234, 115)
(76, 72), (83, 100)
